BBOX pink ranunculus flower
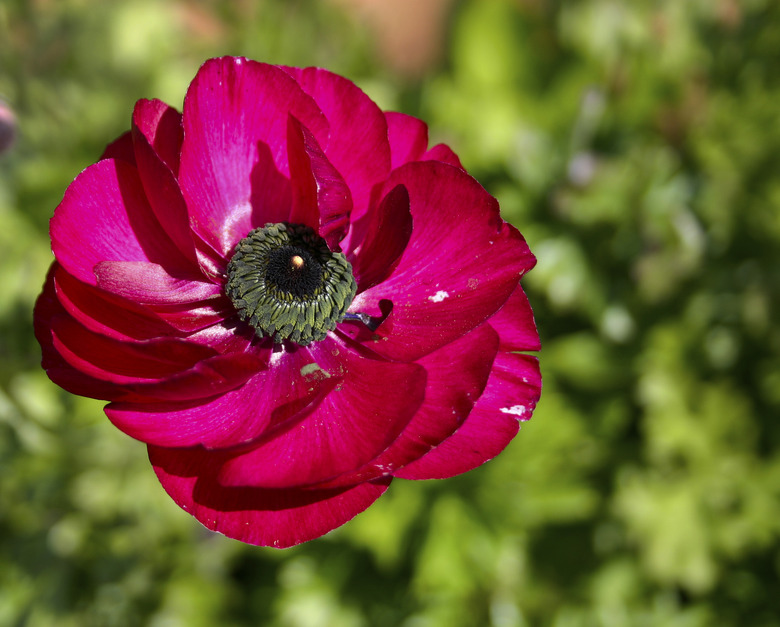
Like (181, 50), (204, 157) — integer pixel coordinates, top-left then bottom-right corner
(34, 57), (541, 548)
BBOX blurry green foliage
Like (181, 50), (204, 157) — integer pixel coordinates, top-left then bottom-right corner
(1, 0), (779, 625)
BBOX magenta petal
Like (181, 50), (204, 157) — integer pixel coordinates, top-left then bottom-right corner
(131, 100), (198, 266)
(123, 353), (263, 402)
(53, 265), (179, 341)
(323, 323), (499, 488)
(101, 131), (136, 164)
(385, 111), (429, 169)
(396, 352), (541, 480)
(147, 303), (234, 334)
(105, 344), (345, 449)
(490, 285), (541, 352)
(45, 301), (263, 403)
(353, 161), (536, 361)
(131, 98), (183, 174)
(287, 115), (352, 249)
(40, 345), (131, 401)
(179, 57), (328, 257)
(150, 445), (391, 548)
(51, 313), (219, 380)
(106, 389), (272, 449)
(36, 267), (138, 401)
(51, 159), (189, 285)
(185, 323), (254, 353)
(46, 349), (259, 403)
(424, 144), (464, 169)
(346, 184), (413, 291)
(50, 316), (262, 402)
(94, 261), (231, 332)
(217, 339), (426, 488)
(384, 112), (463, 169)
(94, 261), (222, 306)
(281, 66), (391, 217)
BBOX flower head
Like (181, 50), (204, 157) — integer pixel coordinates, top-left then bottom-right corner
(34, 57), (541, 547)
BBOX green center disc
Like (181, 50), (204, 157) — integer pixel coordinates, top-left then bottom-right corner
(226, 223), (357, 346)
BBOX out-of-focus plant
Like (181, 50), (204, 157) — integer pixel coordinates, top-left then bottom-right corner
(2, 0), (778, 625)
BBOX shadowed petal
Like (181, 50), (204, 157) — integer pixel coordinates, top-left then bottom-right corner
(395, 352), (541, 479)
(150, 444), (391, 548)
(36, 268), (141, 401)
(287, 115), (352, 249)
(131, 98), (183, 174)
(101, 131), (135, 164)
(36, 279), (262, 404)
(105, 343), (345, 449)
(52, 330), (262, 403)
(51, 314), (221, 380)
(490, 285), (541, 352)
(281, 66), (391, 218)
(131, 99), (200, 266)
(179, 57), (328, 257)
(52, 264), (178, 341)
(217, 338), (426, 488)
(51, 159), (191, 286)
(94, 261), (231, 332)
(345, 184), (412, 291)
(385, 112), (429, 169)
(352, 161), (536, 362)
(321, 323), (499, 488)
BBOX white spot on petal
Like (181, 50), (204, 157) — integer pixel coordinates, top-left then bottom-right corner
(500, 405), (528, 418)
(428, 290), (449, 303)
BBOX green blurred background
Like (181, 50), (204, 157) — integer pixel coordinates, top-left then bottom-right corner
(1, 0), (779, 625)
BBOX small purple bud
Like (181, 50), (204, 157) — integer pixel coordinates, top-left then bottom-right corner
(0, 99), (18, 155)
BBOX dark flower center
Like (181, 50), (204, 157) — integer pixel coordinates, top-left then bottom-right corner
(226, 223), (357, 346)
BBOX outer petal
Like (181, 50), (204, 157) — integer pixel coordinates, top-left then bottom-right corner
(179, 57), (328, 257)
(489, 285), (541, 352)
(149, 444), (391, 548)
(385, 111), (429, 169)
(281, 66), (391, 218)
(101, 131), (135, 164)
(105, 343), (343, 449)
(217, 337), (427, 489)
(424, 144), (464, 169)
(51, 159), (190, 285)
(36, 269), (142, 401)
(395, 352), (541, 479)
(131, 99), (200, 267)
(53, 264), (180, 342)
(320, 323), (499, 488)
(385, 111), (464, 170)
(352, 161), (536, 361)
(94, 261), (232, 332)
(51, 313), (223, 381)
(35, 278), (263, 404)
(131, 98), (183, 174)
